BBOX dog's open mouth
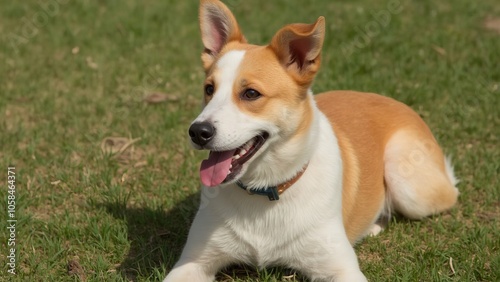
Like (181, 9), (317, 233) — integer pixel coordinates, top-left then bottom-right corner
(200, 132), (269, 187)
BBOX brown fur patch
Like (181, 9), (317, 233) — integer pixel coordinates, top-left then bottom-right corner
(315, 91), (453, 242)
(232, 47), (311, 133)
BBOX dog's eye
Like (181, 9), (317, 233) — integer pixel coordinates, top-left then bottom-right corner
(205, 84), (215, 96)
(241, 89), (262, 100)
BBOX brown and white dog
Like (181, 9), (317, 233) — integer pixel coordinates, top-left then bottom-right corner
(165, 0), (459, 281)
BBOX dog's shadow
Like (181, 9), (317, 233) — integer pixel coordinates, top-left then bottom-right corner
(101, 193), (199, 281)
(101, 193), (304, 281)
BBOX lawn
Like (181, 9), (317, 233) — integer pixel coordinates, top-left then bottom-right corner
(0, 0), (499, 281)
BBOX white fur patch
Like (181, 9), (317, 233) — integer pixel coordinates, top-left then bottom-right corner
(214, 50), (245, 105)
(444, 156), (459, 186)
(200, 50), (246, 116)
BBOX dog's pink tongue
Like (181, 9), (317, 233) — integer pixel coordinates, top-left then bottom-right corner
(200, 150), (236, 187)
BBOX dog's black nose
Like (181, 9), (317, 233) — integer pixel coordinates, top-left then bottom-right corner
(188, 122), (215, 146)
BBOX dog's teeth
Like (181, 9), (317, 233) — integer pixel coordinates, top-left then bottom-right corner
(239, 149), (247, 156)
(229, 164), (233, 169)
(246, 140), (254, 149)
(234, 154), (240, 160)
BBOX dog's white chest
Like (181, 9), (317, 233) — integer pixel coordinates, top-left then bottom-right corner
(208, 175), (341, 267)
(220, 202), (306, 266)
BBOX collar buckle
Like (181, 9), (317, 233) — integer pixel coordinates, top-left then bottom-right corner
(237, 181), (280, 201)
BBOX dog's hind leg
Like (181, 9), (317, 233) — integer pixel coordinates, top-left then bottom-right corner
(383, 130), (459, 219)
(367, 212), (391, 236)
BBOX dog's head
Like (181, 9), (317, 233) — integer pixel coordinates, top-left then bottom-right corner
(189, 0), (325, 187)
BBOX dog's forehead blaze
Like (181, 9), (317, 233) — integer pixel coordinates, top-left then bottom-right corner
(204, 47), (246, 104)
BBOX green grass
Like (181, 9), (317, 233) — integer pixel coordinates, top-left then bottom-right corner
(0, 0), (498, 281)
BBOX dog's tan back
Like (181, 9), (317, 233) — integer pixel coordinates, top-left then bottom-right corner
(316, 91), (458, 242)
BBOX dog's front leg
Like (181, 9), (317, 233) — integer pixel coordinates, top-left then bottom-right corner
(163, 211), (232, 282)
(295, 224), (368, 282)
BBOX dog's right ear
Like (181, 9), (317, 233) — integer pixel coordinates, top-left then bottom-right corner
(199, 0), (246, 70)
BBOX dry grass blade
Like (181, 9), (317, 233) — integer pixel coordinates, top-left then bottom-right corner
(449, 257), (456, 275)
(484, 17), (500, 34)
(100, 137), (141, 157)
(432, 45), (447, 56)
(100, 137), (144, 165)
(144, 92), (180, 104)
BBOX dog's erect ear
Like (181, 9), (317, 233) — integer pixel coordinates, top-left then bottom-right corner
(199, 0), (246, 69)
(270, 17), (325, 85)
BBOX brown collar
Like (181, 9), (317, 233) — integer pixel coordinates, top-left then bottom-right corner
(236, 163), (308, 201)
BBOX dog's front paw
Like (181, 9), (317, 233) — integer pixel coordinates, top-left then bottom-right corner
(335, 271), (368, 282)
(163, 263), (214, 282)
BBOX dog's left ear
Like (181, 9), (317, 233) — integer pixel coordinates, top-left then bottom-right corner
(270, 17), (325, 85)
(199, 0), (246, 70)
